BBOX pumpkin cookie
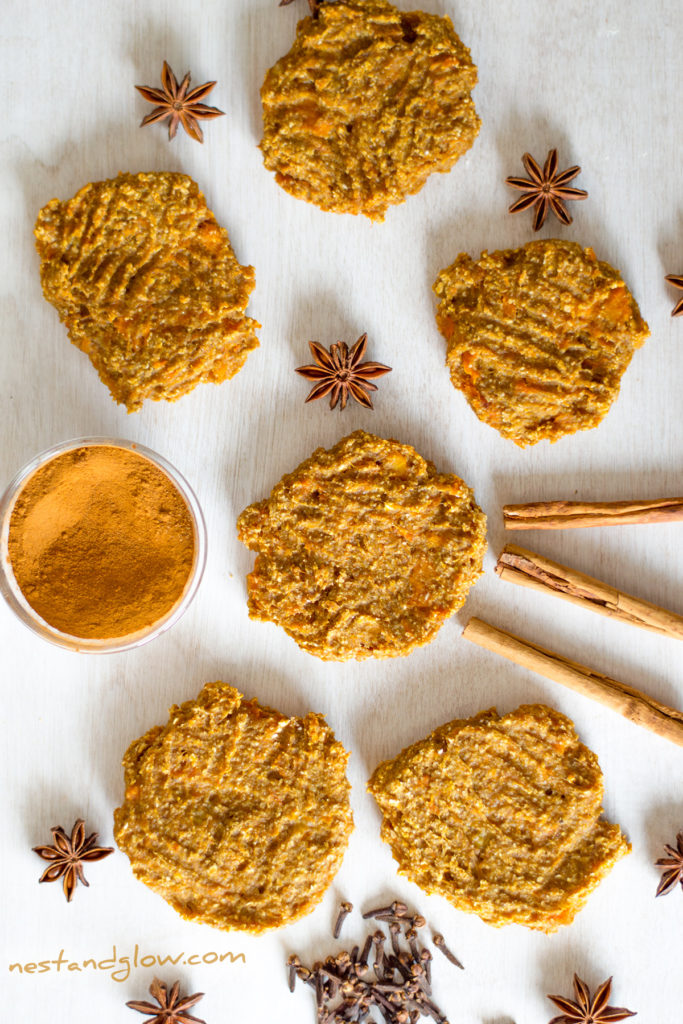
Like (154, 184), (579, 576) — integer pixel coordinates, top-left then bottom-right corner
(433, 239), (649, 446)
(237, 430), (486, 661)
(114, 682), (352, 932)
(34, 172), (259, 411)
(260, 0), (480, 220)
(368, 703), (629, 932)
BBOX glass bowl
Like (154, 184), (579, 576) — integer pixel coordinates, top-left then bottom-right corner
(0, 437), (207, 653)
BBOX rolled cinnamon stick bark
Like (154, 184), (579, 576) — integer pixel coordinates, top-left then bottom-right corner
(462, 617), (683, 747)
(503, 497), (683, 531)
(496, 544), (683, 641)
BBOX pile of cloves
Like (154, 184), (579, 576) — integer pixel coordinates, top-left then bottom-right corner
(287, 899), (463, 1024)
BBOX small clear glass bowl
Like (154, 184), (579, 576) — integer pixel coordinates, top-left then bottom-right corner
(0, 437), (207, 653)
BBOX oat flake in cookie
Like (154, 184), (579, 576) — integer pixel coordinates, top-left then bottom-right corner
(261, 0), (480, 220)
(433, 239), (649, 446)
(114, 682), (352, 932)
(34, 172), (259, 411)
(368, 703), (630, 932)
(237, 431), (487, 661)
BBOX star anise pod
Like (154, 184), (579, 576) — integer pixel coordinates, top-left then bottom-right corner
(655, 829), (683, 896)
(126, 978), (205, 1024)
(135, 61), (224, 143)
(33, 819), (113, 902)
(547, 974), (636, 1024)
(664, 275), (683, 317)
(506, 149), (588, 231)
(295, 333), (391, 410)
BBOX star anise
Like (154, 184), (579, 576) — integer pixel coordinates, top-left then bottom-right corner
(126, 978), (205, 1024)
(295, 333), (391, 410)
(655, 829), (683, 895)
(136, 61), (224, 143)
(506, 149), (588, 231)
(547, 974), (636, 1024)
(32, 819), (113, 902)
(664, 275), (683, 317)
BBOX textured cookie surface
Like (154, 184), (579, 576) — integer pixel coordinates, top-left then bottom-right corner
(237, 430), (486, 661)
(114, 682), (352, 932)
(34, 172), (259, 411)
(260, 0), (480, 220)
(433, 239), (649, 446)
(368, 703), (630, 932)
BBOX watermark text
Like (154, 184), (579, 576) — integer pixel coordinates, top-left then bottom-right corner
(8, 945), (245, 983)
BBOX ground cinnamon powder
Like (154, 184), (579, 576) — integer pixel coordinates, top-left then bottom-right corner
(7, 445), (196, 640)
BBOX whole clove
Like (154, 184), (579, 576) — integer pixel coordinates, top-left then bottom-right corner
(432, 934), (464, 970)
(287, 897), (463, 1024)
(287, 954), (300, 992)
(334, 901), (354, 939)
(420, 949), (432, 989)
(362, 900), (408, 920)
(405, 927), (420, 962)
(389, 921), (401, 956)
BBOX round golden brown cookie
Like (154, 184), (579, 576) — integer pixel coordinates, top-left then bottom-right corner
(237, 430), (486, 661)
(368, 703), (630, 932)
(34, 172), (259, 411)
(260, 0), (480, 220)
(113, 682), (352, 932)
(433, 239), (649, 446)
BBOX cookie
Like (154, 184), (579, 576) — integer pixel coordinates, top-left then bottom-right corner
(260, 0), (480, 220)
(113, 682), (352, 932)
(237, 430), (486, 660)
(433, 239), (649, 446)
(34, 172), (259, 411)
(368, 703), (630, 932)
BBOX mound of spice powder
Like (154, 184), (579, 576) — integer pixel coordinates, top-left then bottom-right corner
(7, 445), (196, 640)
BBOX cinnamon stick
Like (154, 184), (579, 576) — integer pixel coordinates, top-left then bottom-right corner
(462, 617), (683, 747)
(503, 497), (683, 531)
(496, 544), (683, 641)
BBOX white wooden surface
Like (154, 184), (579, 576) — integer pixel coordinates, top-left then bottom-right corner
(2, 1), (682, 1019)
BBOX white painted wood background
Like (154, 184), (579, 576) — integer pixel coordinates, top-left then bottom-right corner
(2, 0), (682, 1019)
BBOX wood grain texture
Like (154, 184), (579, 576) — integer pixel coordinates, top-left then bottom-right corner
(1, 0), (682, 1021)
